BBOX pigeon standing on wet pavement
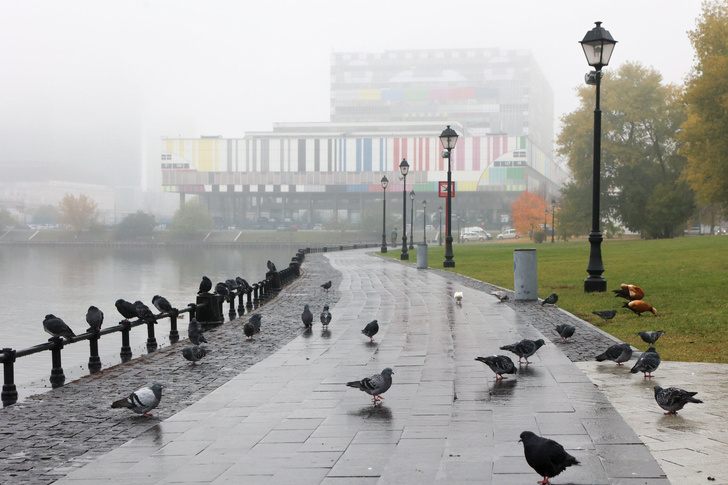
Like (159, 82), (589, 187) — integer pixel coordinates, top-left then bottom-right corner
(249, 313), (262, 333)
(630, 346), (661, 378)
(500, 338), (545, 364)
(43, 314), (76, 341)
(85, 306), (104, 332)
(541, 293), (558, 306)
(320, 305), (332, 330)
(188, 318), (208, 345)
(198, 276), (212, 295)
(555, 323), (575, 342)
(454, 291), (463, 307)
(361, 319), (379, 342)
(152, 295), (177, 317)
(115, 299), (138, 322)
(491, 290), (509, 303)
(301, 304), (314, 329)
(638, 330), (666, 345)
(596, 343), (633, 365)
(592, 310), (617, 323)
(111, 382), (163, 417)
(346, 367), (394, 404)
(519, 431), (579, 484)
(654, 386), (703, 415)
(321, 280), (332, 293)
(243, 321), (255, 340)
(134, 301), (157, 324)
(182, 345), (208, 365)
(475, 355), (517, 380)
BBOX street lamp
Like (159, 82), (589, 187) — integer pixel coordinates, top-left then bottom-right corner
(400, 159), (410, 260)
(438, 206), (443, 246)
(457, 215), (461, 243)
(544, 209), (548, 237)
(409, 190), (415, 249)
(440, 125), (459, 267)
(380, 175), (389, 253)
(551, 199), (556, 243)
(422, 199), (427, 245)
(580, 21), (616, 292)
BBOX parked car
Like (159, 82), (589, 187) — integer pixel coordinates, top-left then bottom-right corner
(460, 231), (486, 242)
(463, 226), (492, 240)
(497, 229), (520, 239)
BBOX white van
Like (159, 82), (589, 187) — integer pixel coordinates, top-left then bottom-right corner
(463, 227), (492, 240)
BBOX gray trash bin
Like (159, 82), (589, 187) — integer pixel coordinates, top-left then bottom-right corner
(417, 244), (428, 269)
(514, 249), (537, 300)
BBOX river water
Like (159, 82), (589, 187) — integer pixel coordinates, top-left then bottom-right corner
(0, 244), (300, 400)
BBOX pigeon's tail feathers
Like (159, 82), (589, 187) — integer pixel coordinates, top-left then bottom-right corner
(499, 343), (516, 353)
(595, 351), (609, 362)
(111, 397), (132, 409)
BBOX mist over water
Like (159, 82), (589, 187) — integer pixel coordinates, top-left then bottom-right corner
(0, 245), (298, 400)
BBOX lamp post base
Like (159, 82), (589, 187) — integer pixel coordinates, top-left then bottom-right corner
(584, 231), (606, 292)
(584, 275), (607, 292)
(400, 236), (409, 260)
(443, 235), (455, 268)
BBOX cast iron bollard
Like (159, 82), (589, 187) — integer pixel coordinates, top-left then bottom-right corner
(146, 318), (158, 353)
(1, 348), (18, 407)
(88, 329), (102, 374)
(120, 320), (132, 362)
(253, 283), (260, 307)
(169, 312), (179, 344)
(196, 293), (224, 328)
(49, 337), (66, 389)
(237, 287), (246, 316)
(246, 286), (254, 310)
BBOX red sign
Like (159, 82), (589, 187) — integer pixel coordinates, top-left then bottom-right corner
(438, 181), (455, 198)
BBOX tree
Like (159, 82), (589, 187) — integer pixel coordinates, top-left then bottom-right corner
(680, 0), (728, 213)
(554, 183), (591, 239)
(0, 208), (16, 230)
(58, 194), (100, 232)
(510, 191), (546, 238)
(115, 211), (156, 240)
(33, 205), (59, 226)
(170, 200), (213, 238)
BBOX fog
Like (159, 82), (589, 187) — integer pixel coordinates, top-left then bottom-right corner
(0, 0), (702, 190)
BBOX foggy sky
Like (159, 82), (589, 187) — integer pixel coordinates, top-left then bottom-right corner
(0, 0), (703, 189)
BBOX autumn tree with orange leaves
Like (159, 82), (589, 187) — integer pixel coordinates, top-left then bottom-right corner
(510, 191), (547, 238)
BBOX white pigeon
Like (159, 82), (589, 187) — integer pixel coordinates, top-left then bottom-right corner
(111, 382), (163, 417)
(454, 291), (463, 307)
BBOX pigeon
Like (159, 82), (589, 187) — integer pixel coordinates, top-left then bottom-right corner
(182, 345), (208, 365)
(249, 313), (262, 333)
(554, 323), (575, 342)
(454, 291), (463, 307)
(519, 431), (579, 484)
(235, 276), (251, 291)
(623, 300), (657, 316)
(243, 320), (255, 341)
(475, 355), (517, 380)
(346, 367), (394, 404)
(152, 295), (177, 318)
(111, 382), (163, 417)
(301, 304), (314, 328)
(42, 314), (76, 341)
(85, 306), (104, 332)
(541, 293), (558, 306)
(215, 282), (230, 302)
(225, 279), (237, 293)
(638, 330), (666, 345)
(499, 338), (545, 364)
(320, 305), (332, 330)
(198, 276), (212, 295)
(321, 280), (332, 293)
(361, 320), (379, 342)
(654, 386), (703, 415)
(596, 343), (633, 366)
(491, 290), (509, 303)
(133, 300), (157, 324)
(592, 309), (617, 323)
(188, 318), (208, 345)
(267, 260), (277, 272)
(115, 299), (138, 322)
(630, 346), (661, 378)
(612, 283), (645, 301)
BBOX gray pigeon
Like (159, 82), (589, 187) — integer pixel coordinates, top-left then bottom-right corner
(654, 386), (703, 415)
(301, 304), (314, 328)
(321, 280), (332, 293)
(43, 314), (76, 341)
(320, 305), (332, 329)
(182, 345), (208, 365)
(188, 318), (208, 345)
(361, 320), (379, 342)
(267, 260), (277, 272)
(235, 276), (250, 291)
(115, 299), (137, 321)
(541, 293), (558, 306)
(499, 338), (545, 364)
(249, 313), (262, 333)
(133, 300), (157, 324)
(592, 309), (617, 323)
(152, 295), (177, 318)
(638, 330), (666, 345)
(346, 368), (394, 404)
(198, 276), (212, 294)
(111, 382), (163, 417)
(215, 282), (230, 302)
(85, 306), (104, 332)
(519, 431), (579, 484)
(596, 343), (633, 365)
(490, 290), (509, 303)
(243, 320), (255, 341)
(475, 355), (517, 380)
(630, 346), (661, 378)
(554, 323), (575, 341)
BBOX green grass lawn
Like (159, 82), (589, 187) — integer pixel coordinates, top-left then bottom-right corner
(381, 237), (728, 363)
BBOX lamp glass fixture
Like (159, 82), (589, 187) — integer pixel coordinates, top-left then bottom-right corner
(399, 158), (409, 176)
(439, 125), (459, 151)
(381, 175), (388, 189)
(580, 21), (617, 69)
(410, 190), (415, 201)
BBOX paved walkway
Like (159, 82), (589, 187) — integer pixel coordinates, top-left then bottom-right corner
(54, 249), (668, 484)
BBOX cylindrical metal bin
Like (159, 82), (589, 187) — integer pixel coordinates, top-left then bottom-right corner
(514, 249), (537, 300)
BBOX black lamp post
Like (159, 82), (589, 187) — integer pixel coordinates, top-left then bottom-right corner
(551, 199), (556, 243)
(400, 159), (410, 260)
(422, 199), (427, 245)
(438, 206), (443, 246)
(440, 125), (459, 267)
(409, 190), (415, 249)
(544, 209), (548, 236)
(457, 215), (461, 243)
(580, 21), (616, 292)
(380, 175), (389, 253)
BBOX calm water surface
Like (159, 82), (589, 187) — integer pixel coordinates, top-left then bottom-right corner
(0, 244), (299, 400)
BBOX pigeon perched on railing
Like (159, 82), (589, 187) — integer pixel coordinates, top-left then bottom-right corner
(638, 330), (666, 345)
(111, 382), (163, 417)
(134, 300), (157, 324)
(361, 320), (379, 342)
(236, 277), (251, 292)
(152, 295), (177, 318)
(198, 276), (212, 295)
(630, 346), (661, 378)
(592, 309), (617, 323)
(215, 282), (230, 302)
(475, 355), (516, 380)
(320, 305), (332, 330)
(43, 314), (76, 341)
(541, 293), (558, 307)
(346, 368), (394, 404)
(596, 342), (633, 366)
(188, 318), (208, 345)
(623, 300), (657, 316)
(301, 304), (314, 329)
(654, 386), (703, 415)
(612, 283), (645, 301)
(115, 299), (138, 322)
(499, 339), (545, 365)
(490, 290), (509, 303)
(554, 323), (575, 342)
(85, 306), (104, 333)
(182, 345), (208, 365)
(519, 431), (579, 484)
(267, 260), (277, 272)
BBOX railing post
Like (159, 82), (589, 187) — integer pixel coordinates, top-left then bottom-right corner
(237, 289), (245, 317)
(1, 348), (18, 407)
(246, 287), (253, 310)
(88, 330), (102, 374)
(228, 295), (236, 321)
(169, 312), (179, 344)
(188, 303), (197, 321)
(253, 283), (260, 307)
(146, 319), (158, 353)
(120, 321), (132, 362)
(49, 337), (66, 389)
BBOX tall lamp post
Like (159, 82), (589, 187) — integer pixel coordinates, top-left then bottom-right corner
(457, 215), (461, 243)
(422, 199), (427, 245)
(400, 159), (410, 260)
(409, 190), (415, 249)
(544, 209), (548, 236)
(440, 125), (459, 268)
(551, 199), (556, 243)
(380, 175), (389, 253)
(580, 21), (616, 292)
(438, 206), (443, 246)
